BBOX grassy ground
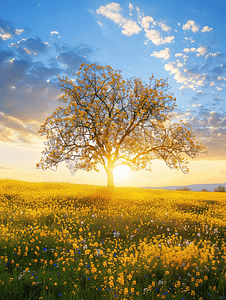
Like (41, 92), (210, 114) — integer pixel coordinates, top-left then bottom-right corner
(0, 179), (226, 300)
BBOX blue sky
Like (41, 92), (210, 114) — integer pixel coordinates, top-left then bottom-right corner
(0, 0), (226, 187)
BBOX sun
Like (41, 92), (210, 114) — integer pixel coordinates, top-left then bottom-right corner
(113, 165), (131, 182)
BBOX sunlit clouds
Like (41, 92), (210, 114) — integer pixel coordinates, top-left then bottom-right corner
(96, 3), (142, 36)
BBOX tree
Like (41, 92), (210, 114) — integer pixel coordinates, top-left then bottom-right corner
(201, 188), (208, 192)
(214, 186), (225, 192)
(176, 187), (192, 191)
(36, 63), (204, 187)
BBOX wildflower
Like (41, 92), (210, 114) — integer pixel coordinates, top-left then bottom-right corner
(124, 288), (128, 295)
(113, 231), (120, 238)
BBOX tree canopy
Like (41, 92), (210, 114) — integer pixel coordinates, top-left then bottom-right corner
(37, 63), (204, 187)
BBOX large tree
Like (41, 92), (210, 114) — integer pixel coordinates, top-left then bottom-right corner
(37, 63), (204, 187)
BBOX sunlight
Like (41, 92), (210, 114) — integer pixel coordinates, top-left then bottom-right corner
(113, 165), (131, 182)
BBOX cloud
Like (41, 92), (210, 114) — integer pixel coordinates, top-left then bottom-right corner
(183, 47), (197, 53)
(164, 61), (208, 90)
(0, 49), (14, 64)
(182, 46), (208, 57)
(29, 61), (63, 80)
(158, 22), (171, 32)
(0, 19), (24, 41)
(145, 29), (174, 45)
(96, 3), (174, 43)
(172, 108), (226, 159)
(196, 46), (208, 57)
(97, 21), (103, 26)
(182, 20), (199, 33)
(56, 50), (90, 72)
(0, 18), (96, 143)
(10, 37), (50, 57)
(140, 16), (154, 30)
(213, 97), (222, 104)
(50, 31), (59, 35)
(195, 90), (207, 97)
(96, 2), (142, 36)
(0, 112), (40, 144)
(201, 26), (213, 33)
(96, 3), (123, 24)
(151, 47), (170, 60)
(129, 3), (133, 10)
(121, 20), (142, 36)
(175, 53), (183, 57)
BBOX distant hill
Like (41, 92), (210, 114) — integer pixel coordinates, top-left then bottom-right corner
(142, 182), (226, 192)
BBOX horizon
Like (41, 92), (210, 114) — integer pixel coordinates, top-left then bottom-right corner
(0, 0), (225, 187)
(1, 177), (226, 191)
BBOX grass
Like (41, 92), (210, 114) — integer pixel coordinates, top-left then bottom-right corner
(0, 179), (226, 299)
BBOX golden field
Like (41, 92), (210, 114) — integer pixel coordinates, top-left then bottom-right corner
(0, 179), (226, 299)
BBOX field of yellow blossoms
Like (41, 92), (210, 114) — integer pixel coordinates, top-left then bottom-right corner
(0, 179), (226, 300)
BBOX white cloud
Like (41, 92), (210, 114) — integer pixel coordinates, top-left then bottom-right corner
(140, 16), (154, 30)
(145, 29), (174, 45)
(158, 22), (171, 32)
(201, 26), (213, 32)
(175, 53), (183, 57)
(164, 60), (207, 90)
(121, 20), (141, 36)
(50, 31), (59, 35)
(183, 48), (190, 53)
(151, 47), (170, 60)
(182, 46), (207, 57)
(164, 62), (179, 74)
(0, 29), (12, 40)
(205, 52), (220, 59)
(183, 47), (197, 53)
(97, 21), (103, 26)
(23, 48), (33, 55)
(196, 46), (208, 57)
(15, 29), (24, 35)
(96, 2), (141, 36)
(96, 3), (123, 24)
(182, 20), (199, 33)
(129, 3), (133, 10)
(176, 60), (183, 67)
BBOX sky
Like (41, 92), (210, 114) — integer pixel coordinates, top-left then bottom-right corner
(0, 0), (226, 187)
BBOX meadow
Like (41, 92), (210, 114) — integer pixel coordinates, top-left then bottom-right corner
(0, 179), (226, 300)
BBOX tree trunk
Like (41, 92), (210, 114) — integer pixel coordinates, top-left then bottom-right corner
(106, 168), (114, 187)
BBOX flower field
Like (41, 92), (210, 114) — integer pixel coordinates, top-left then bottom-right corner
(0, 179), (226, 300)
